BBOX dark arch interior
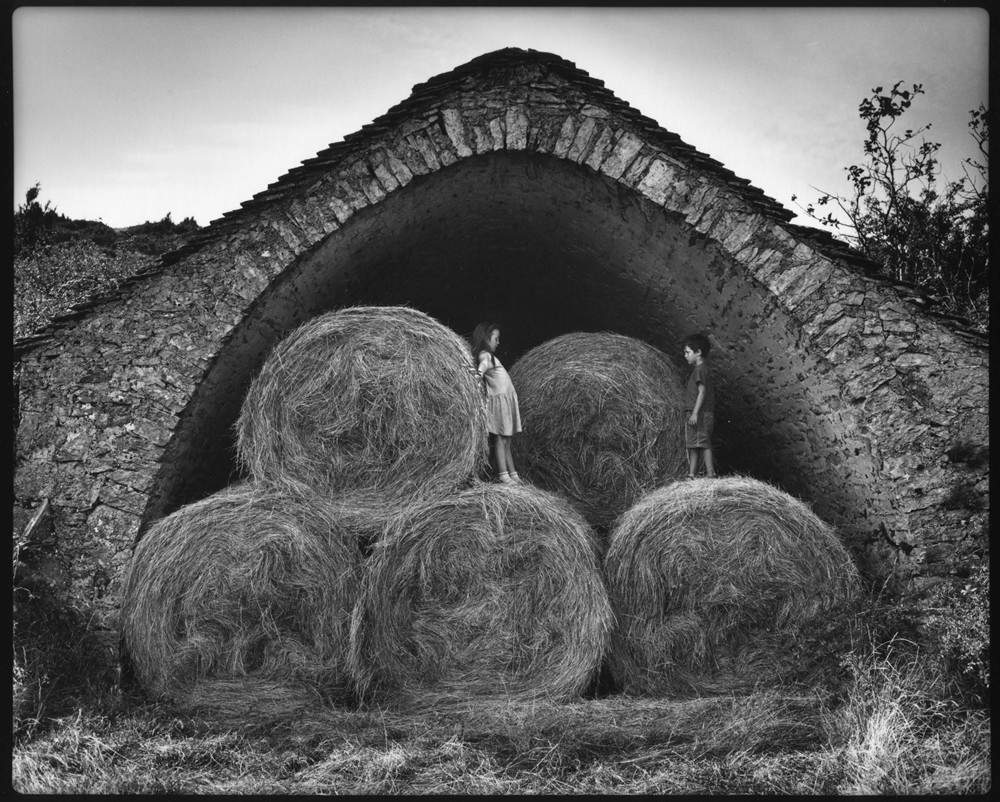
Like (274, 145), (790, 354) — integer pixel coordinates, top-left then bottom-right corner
(143, 151), (890, 556)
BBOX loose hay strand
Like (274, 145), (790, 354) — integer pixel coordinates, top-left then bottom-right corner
(604, 476), (860, 697)
(509, 331), (687, 533)
(121, 482), (380, 709)
(348, 482), (614, 709)
(235, 306), (488, 504)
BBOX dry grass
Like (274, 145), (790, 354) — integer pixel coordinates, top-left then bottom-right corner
(12, 578), (990, 793)
(348, 481), (613, 709)
(509, 331), (687, 534)
(11, 658), (989, 794)
(235, 305), (488, 505)
(7, 690), (830, 794)
(604, 476), (861, 696)
(121, 482), (381, 715)
(828, 634), (992, 794)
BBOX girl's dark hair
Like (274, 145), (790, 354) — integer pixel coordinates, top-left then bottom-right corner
(684, 332), (712, 357)
(471, 322), (499, 358)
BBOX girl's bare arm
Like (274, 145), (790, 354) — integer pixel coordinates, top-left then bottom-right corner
(477, 351), (492, 376)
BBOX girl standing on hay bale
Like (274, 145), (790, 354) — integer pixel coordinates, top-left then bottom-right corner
(683, 332), (717, 479)
(472, 322), (523, 484)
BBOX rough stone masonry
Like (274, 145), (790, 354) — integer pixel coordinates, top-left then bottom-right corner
(13, 49), (989, 660)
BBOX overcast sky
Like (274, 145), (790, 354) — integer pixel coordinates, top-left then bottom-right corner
(11, 6), (989, 230)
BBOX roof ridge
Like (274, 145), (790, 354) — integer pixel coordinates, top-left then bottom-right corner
(13, 48), (987, 356)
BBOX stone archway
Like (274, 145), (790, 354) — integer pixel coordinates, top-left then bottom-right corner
(14, 49), (989, 642)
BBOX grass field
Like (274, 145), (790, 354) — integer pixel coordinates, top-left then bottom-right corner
(12, 585), (990, 795)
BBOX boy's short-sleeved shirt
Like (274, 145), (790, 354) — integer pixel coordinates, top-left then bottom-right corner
(685, 362), (715, 412)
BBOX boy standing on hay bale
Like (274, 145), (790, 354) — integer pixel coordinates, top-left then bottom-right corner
(472, 322), (523, 484)
(683, 333), (716, 479)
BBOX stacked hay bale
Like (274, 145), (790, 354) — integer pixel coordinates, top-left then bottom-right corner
(123, 306), (491, 713)
(349, 482), (613, 709)
(603, 476), (860, 697)
(121, 482), (378, 714)
(123, 308), (855, 715)
(236, 305), (488, 504)
(509, 332), (687, 535)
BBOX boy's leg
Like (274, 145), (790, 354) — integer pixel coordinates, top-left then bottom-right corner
(701, 412), (716, 477)
(703, 448), (716, 478)
(687, 448), (698, 478)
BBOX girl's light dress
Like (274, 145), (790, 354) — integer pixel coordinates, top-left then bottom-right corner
(480, 352), (523, 436)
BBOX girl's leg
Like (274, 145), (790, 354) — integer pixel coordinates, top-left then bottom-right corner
(703, 448), (716, 478)
(503, 435), (518, 477)
(687, 448), (698, 478)
(488, 434), (499, 476)
(495, 434), (511, 477)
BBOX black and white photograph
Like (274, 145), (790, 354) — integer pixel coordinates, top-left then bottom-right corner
(12, 5), (989, 794)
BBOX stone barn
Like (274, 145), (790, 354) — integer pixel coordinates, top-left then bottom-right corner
(13, 48), (989, 663)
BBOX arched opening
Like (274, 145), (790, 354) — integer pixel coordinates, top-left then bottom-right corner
(143, 151), (891, 555)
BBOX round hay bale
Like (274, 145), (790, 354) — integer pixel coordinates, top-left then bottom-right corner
(509, 331), (687, 533)
(604, 476), (860, 696)
(121, 482), (379, 710)
(236, 305), (487, 503)
(348, 482), (613, 708)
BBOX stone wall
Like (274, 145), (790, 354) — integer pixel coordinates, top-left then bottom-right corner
(14, 49), (988, 655)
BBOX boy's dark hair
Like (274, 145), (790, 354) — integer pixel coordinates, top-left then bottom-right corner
(684, 332), (712, 357)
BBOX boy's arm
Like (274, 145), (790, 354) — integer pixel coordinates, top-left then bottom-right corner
(689, 383), (706, 424)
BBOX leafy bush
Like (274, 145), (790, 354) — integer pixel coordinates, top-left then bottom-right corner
(794, 86), (989, 332)
(118, 213), (201, 256)
(922, 565), (990, 704)
(13, 538), (121, 743)
(49, 218), (120, 251)
(14, 183), (60, 256)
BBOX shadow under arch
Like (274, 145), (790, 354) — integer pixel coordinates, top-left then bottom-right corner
(140, 150), (892, 561)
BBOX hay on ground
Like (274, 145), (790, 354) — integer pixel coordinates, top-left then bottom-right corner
(235, 305), (487, 503)
(348, 481), (613, 708)
(603, 476), (860, 697)
(169, 676), (332, 731)
(509, 331), (687, 534)
(121, 482), (381, 710)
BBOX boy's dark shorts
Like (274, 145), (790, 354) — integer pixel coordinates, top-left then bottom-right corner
(685, 410), (714, 449)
